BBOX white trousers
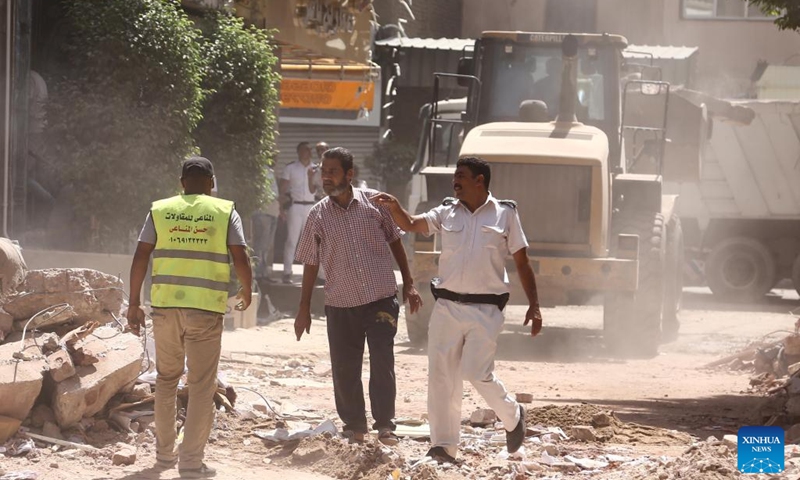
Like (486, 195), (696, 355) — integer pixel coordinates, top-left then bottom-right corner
(283, 203), (325, 280)
(283, 203), (314, 275)
(427, 299), (520, 457)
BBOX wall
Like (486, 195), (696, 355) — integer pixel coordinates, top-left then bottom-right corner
(461, 0), (544, 38)
(374, 0), (462, 38)
(655, 0), (800, 97)
(462, 0), (800, 98)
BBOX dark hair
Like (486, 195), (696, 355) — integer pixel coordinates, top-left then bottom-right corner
(323, 147), (354, 173)
(457, 156), (491, 189)
(296, 141), (310, 153)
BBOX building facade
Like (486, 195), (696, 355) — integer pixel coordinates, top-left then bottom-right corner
(461, 0), (800, 98)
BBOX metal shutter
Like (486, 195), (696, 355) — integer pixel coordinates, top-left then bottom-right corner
(275, 123), (381, 187)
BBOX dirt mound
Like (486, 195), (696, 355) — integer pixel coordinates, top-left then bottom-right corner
(630, 440), (741, 480)
(281, 434), (403, 480)
(527, 404), (695, 446)
(527, 403), (606, 429)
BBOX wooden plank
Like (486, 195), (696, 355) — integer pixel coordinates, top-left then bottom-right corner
(734, 114), (798, 215)
(707, 121), (769, 217)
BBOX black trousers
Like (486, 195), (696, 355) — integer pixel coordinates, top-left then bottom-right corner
(325, 295), (399, 433)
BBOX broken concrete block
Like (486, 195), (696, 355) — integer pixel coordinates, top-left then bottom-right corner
(13, 304), (77, 333)
(132, 383), (151, 398)
(723, 434), (738, 450)
(569, 426), (597, 442)
(0, 308), (12, 339)
(469, 408), (497, 427)
(52, 328), (142, 428)
(29, 404), (55, 428)
(292, 445), (326, 464)
(112, 443), (137, 466)
(790, 363), (800, 376)
(0, 237), (28, 297)
(0, 414), (22, 442)
(515, 393), (533, 404)
(786, 336), (800, 356)
(42, 421), (63, 440)
(4, 269), (123, 326)
(0, 337), (46, 422)
(591, 412), (613, 428)
(47, 350), (76, 383)
(40, 333), (60, 354)
(69, 342), (99, 367)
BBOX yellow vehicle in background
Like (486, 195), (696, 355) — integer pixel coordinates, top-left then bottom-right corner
(407, 32), (693, 357)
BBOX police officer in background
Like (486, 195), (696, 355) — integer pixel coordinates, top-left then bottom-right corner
(126, 156), (252, 478)
(280, 142), (319, 284)
(370, 156), (543, 464)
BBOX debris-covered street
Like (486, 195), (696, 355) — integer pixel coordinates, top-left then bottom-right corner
(3, 269), (800, 480)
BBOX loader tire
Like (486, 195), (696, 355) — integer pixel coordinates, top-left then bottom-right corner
(661, 215), (684, 343)
(604, 211), (665, 358)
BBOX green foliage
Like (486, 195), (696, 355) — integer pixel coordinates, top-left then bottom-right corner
(748, 0), (800, 31)
(364, 140), (417, 188)
(194, 13), (281, 217)
(46, 0), (205, 252)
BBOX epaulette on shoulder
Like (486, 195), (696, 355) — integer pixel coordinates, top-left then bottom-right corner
(498, 199), (517, 209)
(442, 197), (457, 206)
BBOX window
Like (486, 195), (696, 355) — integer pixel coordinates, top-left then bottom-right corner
(683, 0), (771, 20)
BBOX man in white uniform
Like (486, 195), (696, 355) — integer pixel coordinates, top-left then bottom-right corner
(371, 156), (543, 463)
(279, 142), (319, 284)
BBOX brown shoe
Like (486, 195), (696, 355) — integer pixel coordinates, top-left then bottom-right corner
(342, 430), (365, 444)
(377, 428), (399, 446)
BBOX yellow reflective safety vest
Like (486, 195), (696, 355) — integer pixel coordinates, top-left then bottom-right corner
(150, 194), (234, 314)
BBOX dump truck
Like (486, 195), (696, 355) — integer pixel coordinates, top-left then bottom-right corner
(406, 32), (692, 356)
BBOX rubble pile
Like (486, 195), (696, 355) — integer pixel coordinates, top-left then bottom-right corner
(0, 267), (139, 446)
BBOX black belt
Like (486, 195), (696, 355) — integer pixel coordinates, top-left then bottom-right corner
(293, 201), (315, 205)
(430, 283), (510, 311)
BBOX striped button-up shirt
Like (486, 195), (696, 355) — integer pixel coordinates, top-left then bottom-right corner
(295, 188), (402, 308)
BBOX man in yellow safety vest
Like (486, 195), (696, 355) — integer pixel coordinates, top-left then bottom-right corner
(126, 156), (252, 479)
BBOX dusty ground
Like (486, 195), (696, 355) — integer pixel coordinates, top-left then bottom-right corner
(3, 286), (800, 479)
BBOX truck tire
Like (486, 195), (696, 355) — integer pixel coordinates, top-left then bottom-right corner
(791, 254), (800, 299)
(661, 215), (684, 342)
(603, 211), (665, 357)
(706, 237), (776, 301)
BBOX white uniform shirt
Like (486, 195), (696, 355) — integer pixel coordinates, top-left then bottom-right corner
(423, 194), (528, 295)
(280, 161), (317, 203)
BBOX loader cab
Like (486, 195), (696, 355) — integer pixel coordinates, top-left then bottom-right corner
(455, 32), (626, 167)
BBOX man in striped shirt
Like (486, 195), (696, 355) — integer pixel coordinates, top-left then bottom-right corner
(294, 147), (422, 446)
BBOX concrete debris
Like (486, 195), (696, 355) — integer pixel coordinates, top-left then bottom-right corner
(41, 421), (62, 441)
(111, 443), (136, 466)
(28, 405), (55, 429)
(52, 327), (142, 428)
(39, 333), (59, 355)
(0, 337), (46, 423)
(515, 393), (533, 403)
(569, 426), (597, 442)
(46, 350), (76, 383)
(0, 415), (22, 443)
(469, 408), (497, 427)
(0, 238), (28, 298)
(722, 434), (737, 450)
(3, 268), (123, 327)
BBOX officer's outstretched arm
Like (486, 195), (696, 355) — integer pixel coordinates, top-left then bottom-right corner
(369, 192), (429, 234)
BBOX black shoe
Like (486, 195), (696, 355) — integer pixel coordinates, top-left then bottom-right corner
(425, 446), (460, 464)
(506, 405), (526, 453)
